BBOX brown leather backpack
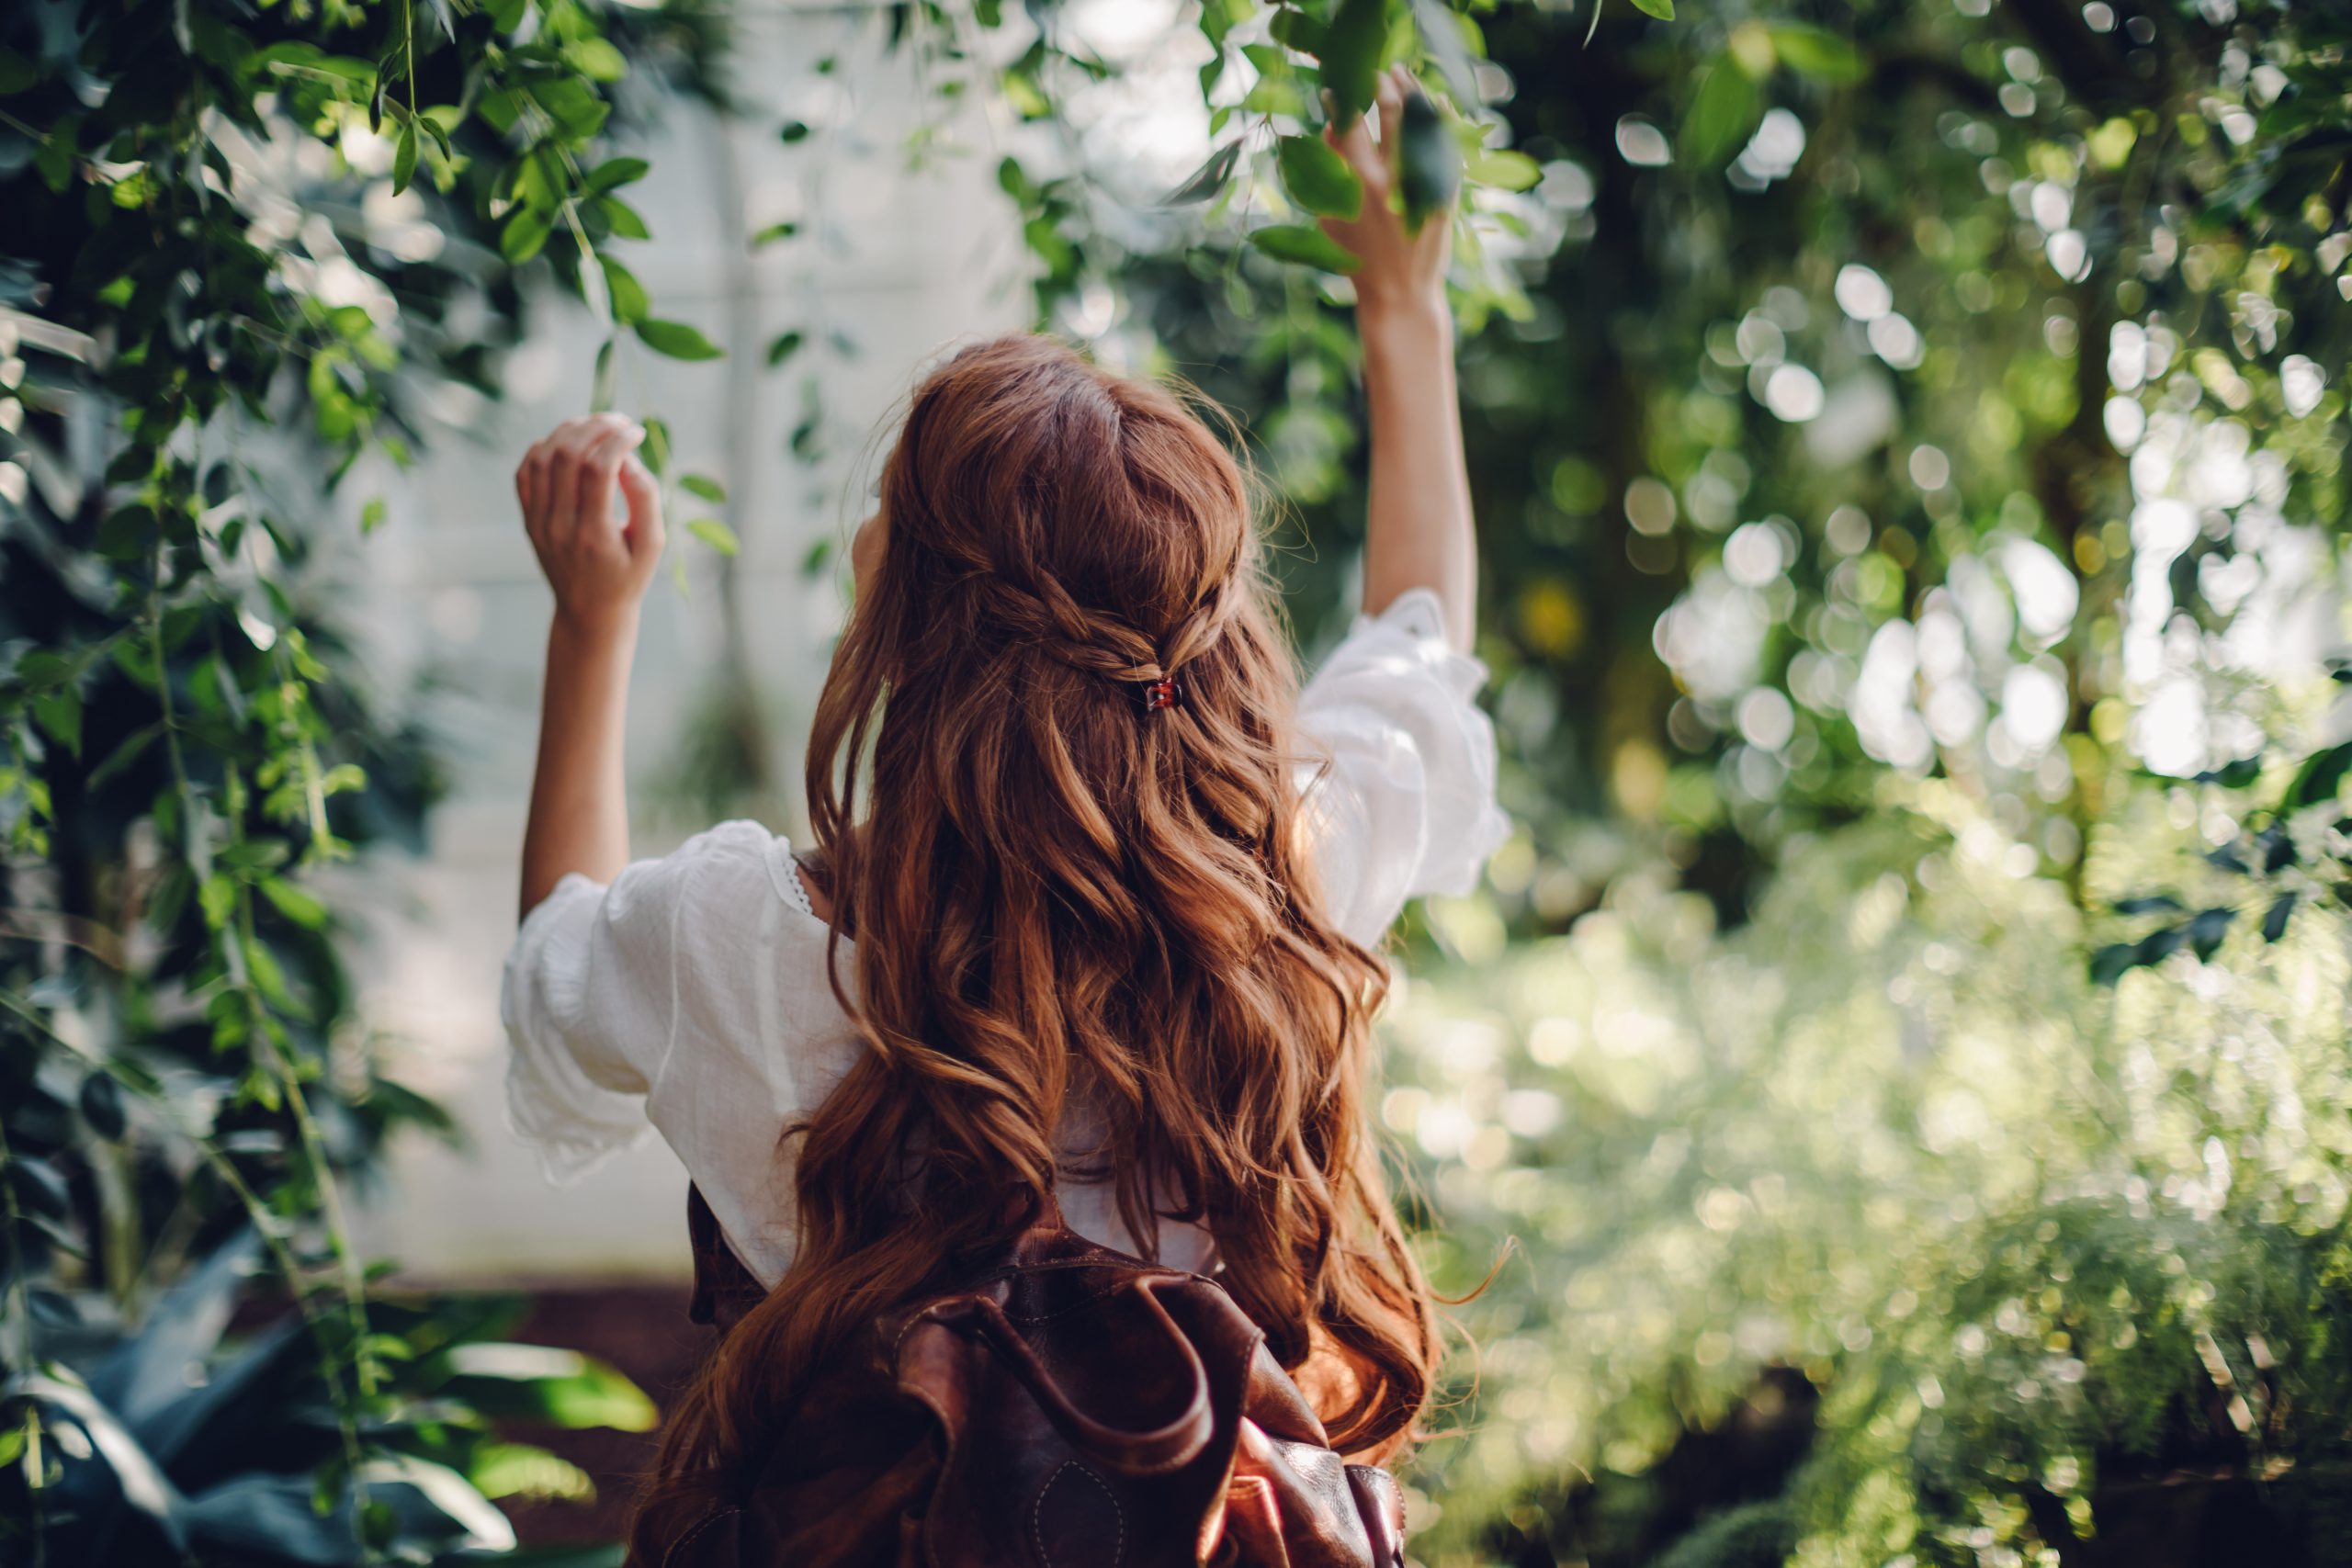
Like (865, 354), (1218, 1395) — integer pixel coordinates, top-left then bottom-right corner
(664, 1185), (1408, 1567)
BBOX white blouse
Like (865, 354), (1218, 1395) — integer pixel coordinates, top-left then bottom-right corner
(500, 586), (1508, 1287)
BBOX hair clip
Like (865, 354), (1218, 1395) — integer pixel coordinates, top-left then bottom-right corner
(1141, 676), (1180, 713)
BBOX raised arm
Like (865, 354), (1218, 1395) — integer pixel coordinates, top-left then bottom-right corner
(514, 413), (666, 918)
(1320, 65), (1476, 654)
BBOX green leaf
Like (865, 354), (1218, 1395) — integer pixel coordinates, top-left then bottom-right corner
(443, 1345), (659, 1432)
(1770, 24), (1863, 83)
(1627, 0), (1674, 17)
(32, 688), (82, 757)
(1319, 0), (1387, 125)
(2261, 891), (2298, 942)
(1465, 147), (1542, 191)
(2286, 742), (2352, 809)
(500, 207), (553, 265)
(779, 119), (811, 144)
(1276, 135), (1363, 219)
(585, 156), (650, 194)
(686, 519), (740, 557)
(1272, 8), (1326, 53)
(598, 197), (650, 240)
(681, 474), (727, 504)
(766, 330), (806, 367)
(87, 723), (160, 789)
(641, 418), (672, 477)
(391, 123), (417, 195)
(591, 337), (617, 414)
(600, 255), (649, 326)
(752, 220), (799, 248)
(260, 876), (331, 930)
(0, 47), (39, 95)
(562, 37), (627, 83)
(635, 319), (724, 361)
(2111, 895), (2183, 916)
(1162, 141), (1242, 207)
(1396, 92), (1459, 231)
(1683, 59), (1763, 167)
(1249, 222), (1363, 275)
(80, 1073), (127, 1140)
(2186, 907), (2233, 962)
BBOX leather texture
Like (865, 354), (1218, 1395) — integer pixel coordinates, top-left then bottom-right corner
(665, 1186), (1407, 1568)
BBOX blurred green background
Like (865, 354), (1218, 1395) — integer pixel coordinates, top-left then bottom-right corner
(6, 0), (2351, 1564)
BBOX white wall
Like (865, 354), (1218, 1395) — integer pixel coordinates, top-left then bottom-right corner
(352, 6), (1028, 1283)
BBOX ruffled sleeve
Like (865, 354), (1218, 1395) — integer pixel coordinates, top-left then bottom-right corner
(1295, 586), (1510, 948)
(498, 819), (786, 1184)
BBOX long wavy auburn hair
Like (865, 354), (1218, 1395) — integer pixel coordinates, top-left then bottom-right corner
(630, 333), (1437, 1559)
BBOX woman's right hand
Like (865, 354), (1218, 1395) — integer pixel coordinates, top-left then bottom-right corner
(1319, 65), (1453, 313)
(515, 412), (665, 634)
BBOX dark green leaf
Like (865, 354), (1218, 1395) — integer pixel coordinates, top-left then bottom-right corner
(33, 688), (82, 757)
(2194, 753), (2264, 788)
(88, 723), (161, 789)
(2261, 891), (2297, 942)
(0, 47), (39, 95)
(2111, 895), (2183, 916)
(2286, 740), (2352, 809)
(766, 330), (806, 367)
(1319, 0), (1387, 126)
(80, 1072), (127, 1139)
(1396, 91), (1459, 231)
(1162, 141), (1243, 207)
(1271, 8), (1327, 53)
(1277, 135), (1363, 219)
(2187, 907), (2233, 961)
(391, 124), (418, 195)
(2256, 823), (2295, 873)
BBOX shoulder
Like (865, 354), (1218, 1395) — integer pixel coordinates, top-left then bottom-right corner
(1301, 586), (1485, 710)
(632, 819), (812, 912)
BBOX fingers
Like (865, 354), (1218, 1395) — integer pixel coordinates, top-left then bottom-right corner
(577, 422), (645, 544)
(516, 434), (555, 529)
(1325, 87), (1380, 186)
(532, 414), (632, 541)
(1374, 66), (1408, 181)
(616, 456), (664, 560)
(1326, 67), (1417, 198)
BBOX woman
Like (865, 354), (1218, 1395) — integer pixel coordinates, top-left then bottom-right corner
(501, 69), (1505, 1559)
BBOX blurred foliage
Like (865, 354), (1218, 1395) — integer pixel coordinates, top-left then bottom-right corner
(0, 0), (715, 1556)
(948, 0), (2352, 1562)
